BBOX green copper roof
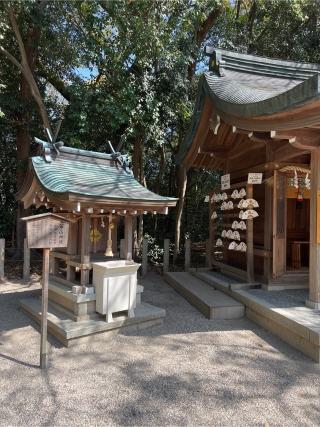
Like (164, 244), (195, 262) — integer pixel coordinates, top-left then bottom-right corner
(31, 151), (176, 204)
(176, 48), (320, 164)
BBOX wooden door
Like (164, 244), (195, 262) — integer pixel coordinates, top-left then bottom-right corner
(273, 171), (287, 278)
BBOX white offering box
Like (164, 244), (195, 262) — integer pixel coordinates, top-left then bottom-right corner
(92, 260), (140, 323)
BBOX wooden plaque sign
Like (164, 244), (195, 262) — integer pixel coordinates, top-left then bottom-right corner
(22, 213), (72, 369)
(23, 213), (70, 249)
(248, 173), (263, 185)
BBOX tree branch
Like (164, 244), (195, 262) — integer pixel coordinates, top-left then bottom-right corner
(7, 7), (52, 133)
(0, 45), (24, 73)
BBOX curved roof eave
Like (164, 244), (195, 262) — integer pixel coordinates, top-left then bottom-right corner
(203, 72), (320, 118)
(176, 72), (320, 166)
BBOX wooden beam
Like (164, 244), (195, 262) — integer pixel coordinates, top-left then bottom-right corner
(232, 126), (253, 137)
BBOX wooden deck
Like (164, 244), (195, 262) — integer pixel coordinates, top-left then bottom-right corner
(195, 271), (320, 362)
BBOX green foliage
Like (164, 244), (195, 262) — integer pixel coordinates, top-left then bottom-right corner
(1, 0), (320, 244)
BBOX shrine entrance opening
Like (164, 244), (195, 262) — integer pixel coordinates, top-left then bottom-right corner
(273, 167), (310, 279)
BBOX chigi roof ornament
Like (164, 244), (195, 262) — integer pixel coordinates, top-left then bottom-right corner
(35, 124), (64, 163)
(205, 47), (225, 77)
(108, 141), (132, 174)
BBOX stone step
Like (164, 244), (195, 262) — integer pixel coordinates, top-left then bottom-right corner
(50, 274), (77, 289)
(20, 297), (165, 347)
(195, 271), (260, 293)
(48, 279), (96, 321)
(164, 272), (244, 320)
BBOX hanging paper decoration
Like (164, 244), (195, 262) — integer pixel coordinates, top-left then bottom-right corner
(236, 242), (247, 252)
(231, 190), (240, 199)
(221, 201), (228, 210)
(233, 231), (241, 241)
(293, 169), (299, 189)
(242, 198), (259, 209)
(239, 188), (246, 198)
(238, 199), (245, 209)
(226, 229), (233, 239)
(228, 241), (237, 250)
(211, 211), (217, 220)
(305, 173), (311, 190)
(216, 238), (223, 247)
(241, 209), (259, 220)
(221, 230), (227, 238)
(238, 221), (247, 230)
(227, 200), (234, 210)
(239, 210), (245, 219)
(221, 192), (228, 201)
(232, 220), (239, 229)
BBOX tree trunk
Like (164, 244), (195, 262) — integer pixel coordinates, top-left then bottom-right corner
(132, 135), (144, 255)
(173, 165), (187, 262)
(14, 12), (42, 255)
(155, 144), (165, 195)
(175, 6), (222, 257)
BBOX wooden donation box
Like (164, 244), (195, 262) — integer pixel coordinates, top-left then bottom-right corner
(92, 260), (140, 323)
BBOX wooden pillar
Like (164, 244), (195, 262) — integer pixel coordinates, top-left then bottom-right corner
(23, 237), (30, 281)
(163, 239), (170, 272)
(205, 239), (211, 267)
(120, 239), (125, 259)
(142, 238), (148, 277)
(0, 238), (4, 280)
(263, 173), (273, 284)
(246, 184), (254, 282)
(185, 238), (191, 271)
(111, 217), (118, 255)
(80, 214), (91, 285)
(40, 248), (50, 369)
(124, 215), (133, 260)
(307, 149), (320, 308)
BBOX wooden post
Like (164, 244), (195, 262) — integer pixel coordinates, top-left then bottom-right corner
(307, 148), (320, 308)
(93, 217), (98, 254)
(205, 239), (211, 267)
(185, 238), (191, 271)
(40, 248), (50, 369)
(163, 239), (170, 272)
(0, 238), (4, 280)
(246, 184), (254, 282)
(23, 237), (30, 281)
(142, 238), (148, 277)
(124, 215), (133, 260)
(80, 214), (91, 286)
(120, 239), (125, 259)
(263, 172), (273, 284)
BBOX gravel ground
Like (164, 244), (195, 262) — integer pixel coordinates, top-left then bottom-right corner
(0, 273), (319, 426)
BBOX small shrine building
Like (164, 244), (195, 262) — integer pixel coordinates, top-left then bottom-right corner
(177, 48), (320, 310)
(17, 141), (177, 343)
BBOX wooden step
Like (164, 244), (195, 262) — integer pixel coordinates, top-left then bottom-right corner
(164, 272), (244, 320)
